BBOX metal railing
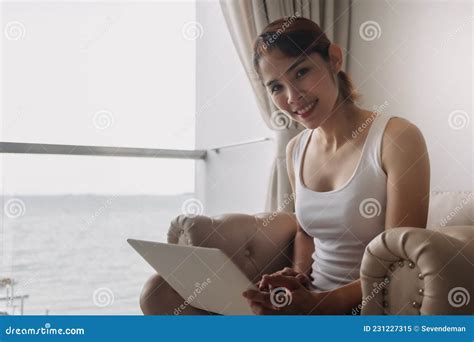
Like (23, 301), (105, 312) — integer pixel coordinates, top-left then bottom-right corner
(209, 137), (271, 153)
(0, 142), (206, 160)
(0, 137), (272, 159)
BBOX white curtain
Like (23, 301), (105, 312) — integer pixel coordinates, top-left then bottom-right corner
(220, 0), (352, 212)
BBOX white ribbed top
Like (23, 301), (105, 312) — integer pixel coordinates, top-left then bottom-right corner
(293, 113), (393, 291)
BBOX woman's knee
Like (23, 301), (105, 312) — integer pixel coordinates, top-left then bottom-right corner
(140, 274), (174, 315)
(139, 273), (213, 315)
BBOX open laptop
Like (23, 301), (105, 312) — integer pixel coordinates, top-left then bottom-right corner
(127, 239), (258, 315)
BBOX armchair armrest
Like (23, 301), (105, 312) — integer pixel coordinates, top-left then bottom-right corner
(360, 226), (474, 315)
(168, 212), (298, 283)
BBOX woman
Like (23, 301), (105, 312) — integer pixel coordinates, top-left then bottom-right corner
(139, 16), (430, 316)
(241, 17), (430, 315)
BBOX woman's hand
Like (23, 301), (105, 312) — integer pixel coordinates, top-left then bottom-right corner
(257, 267), (312, 290)
(243, 274), (329, 315)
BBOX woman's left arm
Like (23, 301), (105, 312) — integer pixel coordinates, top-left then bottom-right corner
(321, 118), (431, 314)
(381, 117), (430, 229)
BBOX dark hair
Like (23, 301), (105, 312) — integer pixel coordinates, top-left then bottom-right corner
(253, 16), (360, 104)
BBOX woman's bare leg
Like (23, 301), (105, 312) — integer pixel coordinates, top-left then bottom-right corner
(139, 273), (214, 315)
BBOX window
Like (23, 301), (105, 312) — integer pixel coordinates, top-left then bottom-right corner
(1, 1), (198, 314)
(2, 1), (196, 149)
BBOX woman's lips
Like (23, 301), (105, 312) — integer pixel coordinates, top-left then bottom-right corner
(293, 99), (318, 119)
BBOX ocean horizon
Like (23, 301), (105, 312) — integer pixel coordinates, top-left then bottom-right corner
(1, 194), (195, 315)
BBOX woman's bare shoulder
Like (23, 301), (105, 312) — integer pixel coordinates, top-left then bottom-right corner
(381, 116), (429, 172)
(383, 116), (426, 148)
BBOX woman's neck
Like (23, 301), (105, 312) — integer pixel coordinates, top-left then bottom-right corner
(315, 101), (363, 152)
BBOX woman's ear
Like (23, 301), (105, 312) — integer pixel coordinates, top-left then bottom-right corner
(328, 43), (343, 73)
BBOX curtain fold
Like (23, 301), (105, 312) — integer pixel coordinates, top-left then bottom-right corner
(220, 0), (352, 212)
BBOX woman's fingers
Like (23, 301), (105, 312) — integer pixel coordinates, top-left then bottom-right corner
(295, 273), (311, 287)
(259, 274), (271, 289)
(258, 268), (313, 292)
(280, 267), (299, 276)
(243, 290), (274, 310)
(260, 274), (302, 291)
(260, 268), (296, 289)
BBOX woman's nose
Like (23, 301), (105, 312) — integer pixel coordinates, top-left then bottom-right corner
(287, 87), (304, 105)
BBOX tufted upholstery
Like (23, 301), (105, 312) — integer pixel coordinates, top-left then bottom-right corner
(147, 191), (473, 315)
(140, 212), (298, 315)
(360, 226), (474, 315)
(360, 191), (473, 315)
(167, 212), (297, 283)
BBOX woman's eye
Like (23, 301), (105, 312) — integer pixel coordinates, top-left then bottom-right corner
(270, 84), (282, 94)
(296, 67), (309, 78)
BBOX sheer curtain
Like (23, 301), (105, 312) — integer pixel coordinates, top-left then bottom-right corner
(220, 0), (352, 212)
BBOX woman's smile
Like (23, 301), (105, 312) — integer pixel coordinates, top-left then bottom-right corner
(293, 99), (319, 119)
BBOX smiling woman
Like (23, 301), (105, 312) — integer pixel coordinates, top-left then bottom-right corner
(253, 17), (360, 123)
(241, 16), (430, 315)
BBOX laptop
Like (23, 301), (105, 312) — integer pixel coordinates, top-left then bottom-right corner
(127, 239), (258, 315)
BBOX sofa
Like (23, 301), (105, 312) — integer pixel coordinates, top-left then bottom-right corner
(140, 191), (473, 315)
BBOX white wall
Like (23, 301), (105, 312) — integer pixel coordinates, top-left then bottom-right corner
(349, 0), (473, 191)
(195, 1), (274, 216)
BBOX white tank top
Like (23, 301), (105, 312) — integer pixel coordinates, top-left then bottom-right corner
(293, 113), (393, 292)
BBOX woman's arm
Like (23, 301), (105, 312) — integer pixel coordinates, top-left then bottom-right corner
(381, 118), (430, 229)
(292, 227), (315, 275)
(311, 279), (362, 314)
(286, 135), (315, 276)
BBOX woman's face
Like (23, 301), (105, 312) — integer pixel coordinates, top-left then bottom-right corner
(258, 48), (341, 129)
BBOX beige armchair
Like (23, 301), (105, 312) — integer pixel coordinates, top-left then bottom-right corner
(360, 191), (473, 315)
(140, 212), (297, 315)
(140, 191), (473, 315)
